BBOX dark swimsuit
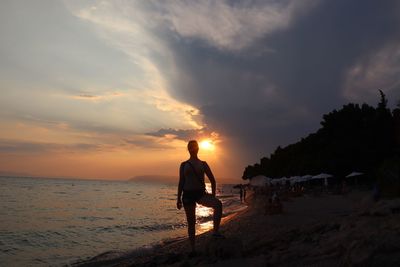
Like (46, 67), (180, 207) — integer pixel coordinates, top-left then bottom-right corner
(182, 189), (205, 206)
(182, 161), (206, 205)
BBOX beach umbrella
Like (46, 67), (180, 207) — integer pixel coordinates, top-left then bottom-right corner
(346, 172), (363, 178)
(312, 173), (333, 179)
(289, 176), (301, 185)
(278, 177), (288, 184)
(345, 171), (364, 186)
(312, 173), (333, 187)
(249, 175), (271, 187)
(301, 175), (313, 181)
(271, 178), (282, 185)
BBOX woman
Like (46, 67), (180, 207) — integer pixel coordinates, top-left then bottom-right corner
(176, 140), (223, 255)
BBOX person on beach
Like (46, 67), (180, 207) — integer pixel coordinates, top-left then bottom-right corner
(177, 140), (223, 256)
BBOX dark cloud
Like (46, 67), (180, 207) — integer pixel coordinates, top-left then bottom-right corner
(13, 114), (138, 137)
(160, 0), (400, 164)
(146, 128), (213, 141)
(77, 94), (98, 99)
(265, 0), (400, 109)
(122, 138), (173, 150)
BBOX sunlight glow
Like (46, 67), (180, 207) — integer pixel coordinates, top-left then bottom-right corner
(200, 139), (215, 151)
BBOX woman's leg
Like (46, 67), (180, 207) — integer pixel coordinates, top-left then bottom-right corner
(198, 195), (222, 233)
(183, 203), (196, 252)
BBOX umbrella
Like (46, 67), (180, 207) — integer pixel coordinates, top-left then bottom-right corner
(301, 175), (313, 181)
(279, 177), (289, 183)
(271, 178), (283, 185)
(312, 173), (333, 179)
(346, 172), (363, 178)
(289, 176), (301, 185)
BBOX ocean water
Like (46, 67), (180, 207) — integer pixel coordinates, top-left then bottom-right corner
(0, 177), (244, 266)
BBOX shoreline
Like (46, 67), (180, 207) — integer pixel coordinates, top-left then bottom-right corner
(71, 198), (250, 267)
(72, 190), (400, 266)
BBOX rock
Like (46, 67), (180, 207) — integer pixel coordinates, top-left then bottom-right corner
(205, 237), (243, 260)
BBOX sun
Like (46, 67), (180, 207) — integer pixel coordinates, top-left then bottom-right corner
(199, 139), (215, 151)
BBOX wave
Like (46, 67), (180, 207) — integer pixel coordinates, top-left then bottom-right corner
(79, 216), (115, 221)
(90, 222), (187, 234)
(71, 246), (156, 266)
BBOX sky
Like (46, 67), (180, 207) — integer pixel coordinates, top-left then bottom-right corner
(0, 0), (400, 182)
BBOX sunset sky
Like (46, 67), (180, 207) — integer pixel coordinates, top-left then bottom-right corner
(1, 0), (400, 181)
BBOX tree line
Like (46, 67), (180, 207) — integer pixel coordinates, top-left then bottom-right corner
(242, 91), (400, 180)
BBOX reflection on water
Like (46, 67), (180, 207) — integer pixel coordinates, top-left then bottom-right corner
(197, 220), (214, 233)
(0, 178), (189, 266)
(0, 177), (244, 266)
(196, 183), (215, 233)
(196, 205), (213, 233)
(196, 204), (213, 219)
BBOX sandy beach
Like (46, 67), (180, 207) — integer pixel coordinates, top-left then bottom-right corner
(73, 189), (400, 267)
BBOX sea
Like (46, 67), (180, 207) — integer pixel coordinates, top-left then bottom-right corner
(0, 176), (245, 266)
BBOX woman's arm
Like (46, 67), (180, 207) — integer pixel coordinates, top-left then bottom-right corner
(204, 162), (216, 196)
(177, 162), (185, 209)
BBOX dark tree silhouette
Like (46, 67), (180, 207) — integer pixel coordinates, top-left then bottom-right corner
(378, 89), (388, 110)
(243, 91), (398, 182)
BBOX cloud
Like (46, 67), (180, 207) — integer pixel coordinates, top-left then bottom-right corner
(158, 0), (400, 164)
(0, 139), (101, 154)
(121, 130), (201, 150)
(158, 0), (319, 51)
(122, 136), (174, 150)
(343, 42), (400, 104)
(66, 1), (203, 131)
(72, 92), (125, 101)
(0, 0), (202, 148)
(66, 0), (400, 170)
(77, 94), (98, 99)
(146, 128), (200, 140)
(146, 128), (218, 142)
(2, 0), (400, 178)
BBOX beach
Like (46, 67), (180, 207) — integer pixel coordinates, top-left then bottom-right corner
(73, 189), (400, 267)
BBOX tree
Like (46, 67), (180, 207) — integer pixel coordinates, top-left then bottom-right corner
(243, 91), (397, 181)
(378, 89), (388, 110)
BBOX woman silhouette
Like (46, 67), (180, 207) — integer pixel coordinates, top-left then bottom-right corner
(176, 140), (223, 255)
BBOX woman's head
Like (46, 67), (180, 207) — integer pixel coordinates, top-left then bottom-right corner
(187, 140), (199, 155)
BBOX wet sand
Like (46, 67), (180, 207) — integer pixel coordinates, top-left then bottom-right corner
(73, 189), (400, 267)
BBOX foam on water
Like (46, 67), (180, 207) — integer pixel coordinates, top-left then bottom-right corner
(0, 177), (245, 266)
